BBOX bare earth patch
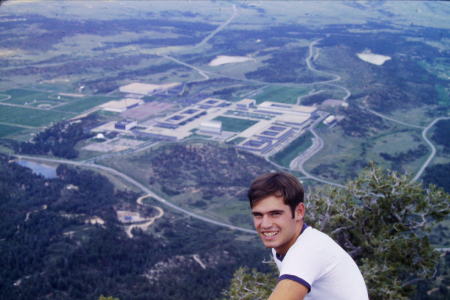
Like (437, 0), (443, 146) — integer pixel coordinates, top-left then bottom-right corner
(357, 50), (391, 65)
(0, 49), (19, 57)
(209, 55), (254, 66)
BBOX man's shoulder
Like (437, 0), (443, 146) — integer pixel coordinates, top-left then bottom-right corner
(291, 227), (346, 256)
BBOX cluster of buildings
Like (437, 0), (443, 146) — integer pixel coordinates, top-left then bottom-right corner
(91, 82), (332, 157)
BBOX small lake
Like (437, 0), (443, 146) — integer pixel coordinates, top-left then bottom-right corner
(17, 160), (58, 179)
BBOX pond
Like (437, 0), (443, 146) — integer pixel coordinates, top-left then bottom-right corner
(17, 159), (58, 179)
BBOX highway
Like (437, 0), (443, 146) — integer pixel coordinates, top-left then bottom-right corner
(288, 39), (348, 187)
(16, 154), (257, 235)
(289, 114), (345, 188)
(12, 3), (447, 234)
(195, 4), (238, 48)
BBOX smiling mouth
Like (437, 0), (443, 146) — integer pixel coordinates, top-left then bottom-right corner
(262, 231), (278, 238)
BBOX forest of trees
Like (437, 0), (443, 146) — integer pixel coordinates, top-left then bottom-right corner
(432, 119), (450, 152)
(339, 104), (388, 137)
(2, 152), (448, 300)
(423, 163), (450, 193)
(0, 154), (269, 300)
(127, 141), (275, 202)
(10, 115), (99, 159)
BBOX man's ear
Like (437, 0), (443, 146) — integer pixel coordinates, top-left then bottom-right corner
(295, 203), (305, 221)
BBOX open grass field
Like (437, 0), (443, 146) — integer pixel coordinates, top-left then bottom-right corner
(0, 93), (10, 101)
(436, 84), (450, 108)
(304, 127), (372, 181)
(1, 88), (88, 109)
(2, 89), (55, 104)
(387, 106), (436, 128)
(57, 95), (116, 113)
(305, 124), (431, 181)
(253, 85), (311, 104)
(0, 105), (72, 127)
(0, 124), (24, 138)
(365, 128), (428, 174)
(213, 116), (258, 132)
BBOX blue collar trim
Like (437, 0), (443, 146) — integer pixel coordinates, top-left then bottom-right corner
(276, 223), (308, 262)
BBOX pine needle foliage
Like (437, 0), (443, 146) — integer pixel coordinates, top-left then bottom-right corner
(225, 163), (450, 300)
(222, 266), (277, 300)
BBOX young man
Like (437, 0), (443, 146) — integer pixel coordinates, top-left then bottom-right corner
(248, 172), (368, 300)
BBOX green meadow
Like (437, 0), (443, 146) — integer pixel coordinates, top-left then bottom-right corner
(213, 116), (258, 132)
(0, 124), (25, 138)
(58, 95), (116, 113)
(253, 85), (311, 104)
(0, 106), (72, 127)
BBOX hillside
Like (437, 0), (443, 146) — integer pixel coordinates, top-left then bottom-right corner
(0, 154), (268, 300)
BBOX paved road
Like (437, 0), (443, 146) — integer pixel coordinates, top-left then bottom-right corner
(366, 106), (424, 129)
(16, 154), (257, 234)
(195, 4), (237, 48)
(288, 40), (348, 187)
(361, 106), (449, 182)
(294, 39), (449, 187)
(412, 117), (450, 182)
(161, 54), (210, 80)
(305, 39), (352, 102)
(289, 115), (345, 188)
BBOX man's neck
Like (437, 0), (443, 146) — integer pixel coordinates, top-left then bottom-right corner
(275, 223), (308, 258)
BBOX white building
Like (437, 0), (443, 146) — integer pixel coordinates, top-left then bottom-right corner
(100, 98), (143, 113)
(115, 119), (137, 131)
(199, 120), (222, 134)
(236, 98), (256, 109)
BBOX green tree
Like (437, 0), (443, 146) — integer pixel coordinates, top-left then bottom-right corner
(222, 266), (277, 300)
(225, 163), (450, 300)
(98, 296), (120, 300)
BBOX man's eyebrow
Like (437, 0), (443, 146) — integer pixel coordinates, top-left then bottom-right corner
(252, 210), (284, 215)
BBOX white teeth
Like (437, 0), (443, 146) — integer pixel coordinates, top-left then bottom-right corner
(263, 232), (277, 237)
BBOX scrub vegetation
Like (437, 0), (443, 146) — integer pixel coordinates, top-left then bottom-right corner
(225, 164), (450, 300)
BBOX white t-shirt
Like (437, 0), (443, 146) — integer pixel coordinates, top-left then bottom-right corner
(273, 226), (369, 300)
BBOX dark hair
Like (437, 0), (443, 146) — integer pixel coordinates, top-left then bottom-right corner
(248, 172), (304, 218)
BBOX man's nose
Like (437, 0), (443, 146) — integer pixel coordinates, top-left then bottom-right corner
(261, 215), (272, 228)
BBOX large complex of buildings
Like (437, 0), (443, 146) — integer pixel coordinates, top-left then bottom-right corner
(91, 82), (326, 156)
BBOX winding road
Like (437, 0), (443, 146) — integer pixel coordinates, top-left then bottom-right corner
(11, 3), (448, 237)
(16, 154), (256, 234)
(412, 117), (450, 182)
(360, 105), (449, 182)
(289, 114), (345, 188)
(288, 38), (447, 186)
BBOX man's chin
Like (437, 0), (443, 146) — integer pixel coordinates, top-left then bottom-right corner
(261, 239), (278, 249)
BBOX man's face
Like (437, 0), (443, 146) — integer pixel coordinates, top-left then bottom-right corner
(252, 195), (304, 256)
